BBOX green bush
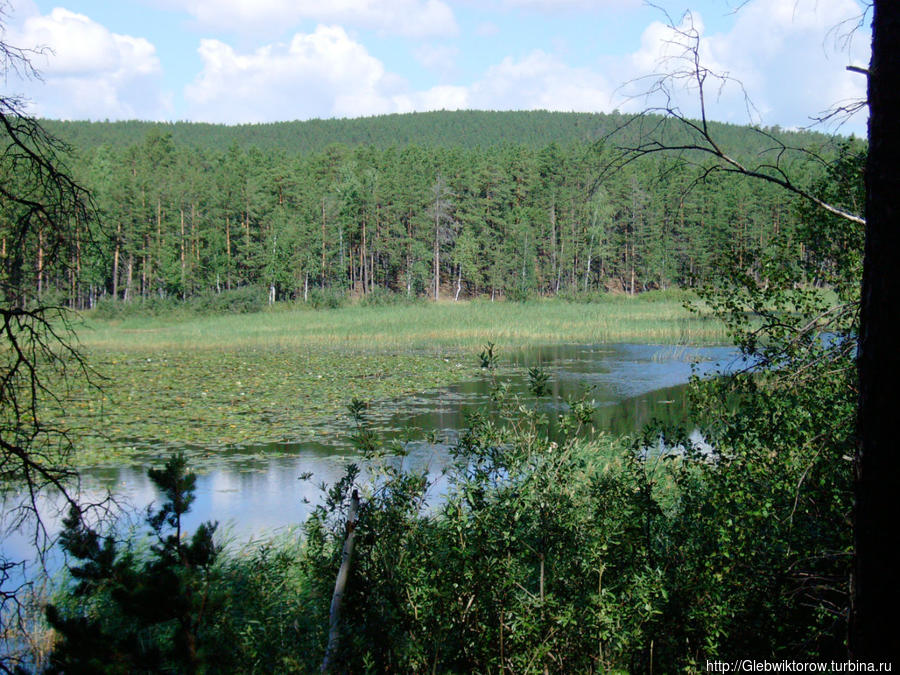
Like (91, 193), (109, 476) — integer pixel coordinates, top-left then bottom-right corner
(46, 454), (222, 674)
(504, 285), (533, 303)
(91, 294), (179, 319)
(89, 286), (268, 319)
(188, 285), (267, 314)
(307, 286), (347, 310)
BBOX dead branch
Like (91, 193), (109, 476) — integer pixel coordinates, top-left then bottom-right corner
(607, 7), (866, 227)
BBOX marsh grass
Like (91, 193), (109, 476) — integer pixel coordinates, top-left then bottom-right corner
(49, 296), (726, 464)
(75, 295), (725, 352)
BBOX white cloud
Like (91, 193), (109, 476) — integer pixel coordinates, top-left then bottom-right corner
(393, 85), (469, 113)
(624, 0), (869, 132)
(4, 7), (170, 120)
(469, 51), (614, 112)
(183, 27), (619, 124)
(163, 0), (458, 38)
(500, 0), (640, 9)
(185, 25), (400, 121)
(186, 26), (469, 121)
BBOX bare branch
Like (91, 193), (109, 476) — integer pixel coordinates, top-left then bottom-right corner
(607, 6), (866, 227)
(1, 9), (102, 667)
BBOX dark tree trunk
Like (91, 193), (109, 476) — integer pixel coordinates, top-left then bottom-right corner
(853, 0), (900, 660)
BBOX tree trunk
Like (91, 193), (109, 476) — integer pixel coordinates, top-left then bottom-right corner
(433, 215), (440, 301)
(75, 225), (82, 308)
(556, 240), (563, 294)
(225, 216), (232, 291)
(191, 202), (198, 280)
(156, 197), (162, 296)
(406, 213), (413, 297)
(321, 490), (360, 672)
(36, 229), (43, 298)
(339, 226), (344, 287)
(584, 233), (594, 293)
(180, 207), (186, 300)
(244, 200), (250, 249)
(112, 223), (120, 300)
(321, 198), (327, 287)
(853, 0), (900, 660)
(630, 245), (635, 296)
(550, 200), (558, 295)
(361, 215), (368, 295)
(125, 254), (133, 302)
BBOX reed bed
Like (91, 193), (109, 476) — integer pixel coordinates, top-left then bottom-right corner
(75, 296), (726, 353)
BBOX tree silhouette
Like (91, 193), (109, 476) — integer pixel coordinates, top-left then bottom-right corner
(1, 5), (99, 669)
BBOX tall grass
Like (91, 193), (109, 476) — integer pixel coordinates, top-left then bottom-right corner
(75, 295), (726, 354)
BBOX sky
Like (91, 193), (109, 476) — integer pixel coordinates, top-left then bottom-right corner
(0, 0), (871, 135)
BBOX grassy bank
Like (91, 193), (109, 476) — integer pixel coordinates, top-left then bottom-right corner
(55, 295), (726, 464)
(76, 293), (723, 351)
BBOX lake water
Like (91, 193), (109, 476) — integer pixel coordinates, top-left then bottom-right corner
(1, 343), (741, 571)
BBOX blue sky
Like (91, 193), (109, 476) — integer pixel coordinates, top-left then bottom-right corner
(2, 0), (870, 135)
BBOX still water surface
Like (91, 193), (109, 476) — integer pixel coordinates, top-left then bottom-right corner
(2, 343), (741, 568)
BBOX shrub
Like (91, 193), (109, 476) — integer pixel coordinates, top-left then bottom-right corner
(358, 286), (423, 307)
(45, 454), (221, 674)
(504, 285), (533, 303)
(89, 286), (268, 319)
(307, 287), (347, 310)
(189, 285), (267, 314)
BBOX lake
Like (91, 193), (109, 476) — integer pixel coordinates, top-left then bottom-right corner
(1, 342), (741, 570)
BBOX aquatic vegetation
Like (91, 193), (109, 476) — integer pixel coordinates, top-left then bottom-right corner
(50, 347), (477, 465)
(46, 297), (726, 466)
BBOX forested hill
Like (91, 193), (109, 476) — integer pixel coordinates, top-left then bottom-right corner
(7, 109), (861, 311)
(40, 109), (834, 155)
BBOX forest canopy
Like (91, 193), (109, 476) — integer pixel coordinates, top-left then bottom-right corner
(10, 111), (862, 307)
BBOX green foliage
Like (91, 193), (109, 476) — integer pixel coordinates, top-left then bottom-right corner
(556, 288), (606, 303)
(306, 286), (347, 310)
(478, 341), (498, 370)
(504, 285), (533, 303)
(357, 286), (422, 307)
(200, 536), (322, 674)
(43, 141), (861, 670)
(527, 365), (550, 397)
(295, 384), (669, 674)
(91, 286), (268, 319)
(646, 144), (865, 665)
(347, 397), (380, 455)
(40, 111), (836, 160)
(46, 454), (221, 674)
(18, 112), (846, 311)
(187, 286), (269, 315)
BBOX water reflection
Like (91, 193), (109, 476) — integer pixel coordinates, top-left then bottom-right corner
(2, 343), (742, 572)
